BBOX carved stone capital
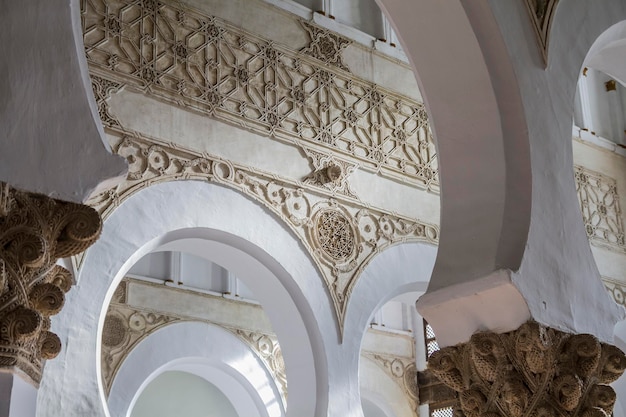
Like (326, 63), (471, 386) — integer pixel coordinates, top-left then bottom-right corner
(429, 321), (626, 417)
(0, 182), (102, 385)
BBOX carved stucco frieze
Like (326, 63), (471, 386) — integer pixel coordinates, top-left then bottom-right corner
(0, 182), (102, 385)
(101, 282), (288, 407)
(524, 0), (559, 64)
(299, 20), (352, 71)
(363, 351), (419, 416)
(428, 321), (626, 417)
(84, 133), (438, 331)
(81, 0), (439, 191)
(575, 166), (625, 252)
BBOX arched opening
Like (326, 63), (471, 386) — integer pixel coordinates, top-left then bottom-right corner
(344, 242), (436, 417)
(573, 19), (626, 410)
(101, 251), (288, 417)
(571, 21), (626, 274)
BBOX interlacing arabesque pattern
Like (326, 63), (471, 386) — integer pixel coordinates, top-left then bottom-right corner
(575, 166), (625, 252)
(101, 280), (288, 405)
(81, 0), (438, 191)
(0, 182), (102, 385)
(429, 321), (626, 417)
(363, 351), (419, 416)
(85, 132), (438, 331)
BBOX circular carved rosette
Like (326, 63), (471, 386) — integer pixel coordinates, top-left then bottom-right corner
(403, 362), (418, 400)
(102, 313), (129, 349)
(284, 190), (311, 226)
(308, 203), (358, 265)
(117, 139), (148, 179)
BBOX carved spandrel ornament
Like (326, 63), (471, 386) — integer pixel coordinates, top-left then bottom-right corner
(233, 329), (288, 403)
(524, 0), (559, 65)
(0, 182), (102, 385)
(428, 321), (626, 417)
(101, 301), (179, 394)
(84, 133), (438, 333)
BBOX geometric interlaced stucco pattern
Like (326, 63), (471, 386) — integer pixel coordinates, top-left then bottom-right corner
(81, 0), (438, 191)
(82, 0), (626, 330)
(574, 166), (625, 252)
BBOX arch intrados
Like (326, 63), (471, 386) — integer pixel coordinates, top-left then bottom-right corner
(342, 243), (435, 416)
(346, 243), (435, 343)
(360, 391), (397, 417)
(84, 181), (331, 417)
(584, 20), (626, 86)
(376, 0), (531, 292)
(135, 362), (262, 417)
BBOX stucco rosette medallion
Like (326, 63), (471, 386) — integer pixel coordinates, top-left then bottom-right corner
(429, 321), (626, 417)
(310, 203), (358, 264)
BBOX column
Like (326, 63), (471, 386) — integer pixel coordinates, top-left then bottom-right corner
(0, 181), (102, 413)
(428, 321), (626, 417)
